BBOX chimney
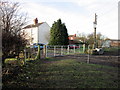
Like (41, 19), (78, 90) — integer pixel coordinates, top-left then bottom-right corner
(34, 18), (38, 25)
(74, 34), (76, 37)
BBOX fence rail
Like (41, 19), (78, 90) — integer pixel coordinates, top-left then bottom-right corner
(4, 45), (119, 67)
(4, 44), (87, 65)
(44, 44), (86, 58)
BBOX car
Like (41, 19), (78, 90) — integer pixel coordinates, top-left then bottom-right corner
(68, 45), (79, 49)
(91, 48), (104, 55)
(32, 43), (44, 50)
(95, 48), (104, 55)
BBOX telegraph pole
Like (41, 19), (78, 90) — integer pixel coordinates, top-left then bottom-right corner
(93, 13), (97, 49)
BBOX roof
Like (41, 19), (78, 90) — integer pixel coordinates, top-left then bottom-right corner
(110, 39), (120, 41)
(23, 22), (44, 29)
(69, 34), (76, 37)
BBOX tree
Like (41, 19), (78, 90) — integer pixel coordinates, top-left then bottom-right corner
(78, 33), (88, 44)
(49, 19), (69, 45)
(86, 33), (107, 48)
(77, 32), (108, 48)
(0, 1), (28, 64)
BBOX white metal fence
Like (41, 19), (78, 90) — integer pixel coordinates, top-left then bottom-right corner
(7, 44), (87, 65)
(42, 44), (86, 58)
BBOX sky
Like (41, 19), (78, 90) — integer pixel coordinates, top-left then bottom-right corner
(9, 0), (119, 39)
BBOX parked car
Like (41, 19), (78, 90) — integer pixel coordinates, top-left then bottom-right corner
(32, 43), (44, 50)
(95, 48), (104, 55)
(68, 45), (79, 49)
(90, 48), (104, 55)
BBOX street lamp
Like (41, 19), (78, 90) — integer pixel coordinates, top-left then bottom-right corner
(93, 13), (97, 49)
(93, 22), (97, 49)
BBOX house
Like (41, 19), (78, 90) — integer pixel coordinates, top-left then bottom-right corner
(110, 39), (120, 47)
(23, 18), (50, 45)
(102, 39), (120, 47)
(102, 40), (111, 47)
(68, 34), (81, 44)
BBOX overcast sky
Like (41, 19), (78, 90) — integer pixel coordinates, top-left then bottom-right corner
(10, 0), (119, 39)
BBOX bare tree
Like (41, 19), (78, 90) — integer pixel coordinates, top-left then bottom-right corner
(86, 33), (108, 48)
(0, 0), (28, 64)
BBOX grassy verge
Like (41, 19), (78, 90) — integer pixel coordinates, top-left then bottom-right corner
(103, 47), (119, 52)
(3, 58), (119, 88)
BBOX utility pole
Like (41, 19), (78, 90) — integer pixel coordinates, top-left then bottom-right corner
(93, 13), (97, 49)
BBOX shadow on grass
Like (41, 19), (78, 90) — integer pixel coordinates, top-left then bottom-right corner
(2, 57), (119, 88)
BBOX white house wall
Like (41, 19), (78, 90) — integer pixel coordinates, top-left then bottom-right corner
(23, 28), (32, 43)
(38, 22), (50, 44)
(23, 22), (50, 45)
(31, 27), (38, 44)
(23, 27), (38, 45)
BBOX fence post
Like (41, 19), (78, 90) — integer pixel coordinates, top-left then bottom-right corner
(28, 51), (30, 61)
(46, 45), (47, 58)
(54, 46), (56, 56)
(74, 45), (75, 53)
(83, 44), (85, 53)
(67, 45), (69, 55)
(24, 48), (26, 65)
(35, 44), (41, 60)
(79, 45), (81, 53)
(61, 46), (63, 56)
(87, 45), (90, 64)
(43, 45), (46, 58)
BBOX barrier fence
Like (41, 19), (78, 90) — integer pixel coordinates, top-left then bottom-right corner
(44, 44), (86, 58)
(4, 45), (119, 67)
(4, 44), (87, 65)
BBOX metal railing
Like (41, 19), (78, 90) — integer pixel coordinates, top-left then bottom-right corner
(44, 44), (86, 58)
(4, 44), (86, 65)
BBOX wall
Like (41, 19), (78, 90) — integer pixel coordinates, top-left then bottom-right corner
(38, 22), (50, 44)
(23, 27), (38, 45)
(23, 22), (50, 45)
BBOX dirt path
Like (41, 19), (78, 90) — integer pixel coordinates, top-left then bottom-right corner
(50, 54), (120, 67)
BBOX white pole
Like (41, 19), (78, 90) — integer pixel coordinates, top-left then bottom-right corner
(79, 45), (81, 53)
(46, 45), (47, 57)
(54, 46), (56, 56)
(87, 45), (90, 64)
(74, 45), (75, 53)
(61, 46), (63, 55)
(83, 44), (85, 53)
(67, 45), (69, 54)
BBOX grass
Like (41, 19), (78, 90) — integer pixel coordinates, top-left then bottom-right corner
(103, 47), (119, 52)
(5, 58), (35, 63)
(3, 58), (119, 88)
